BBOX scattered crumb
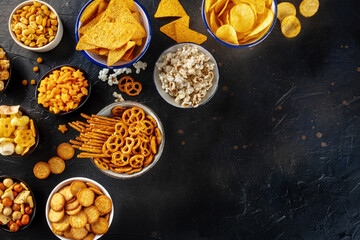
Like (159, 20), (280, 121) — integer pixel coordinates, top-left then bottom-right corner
(301, 135), (306, 140)
(211, 49), (216, 53)
(181, 141), (185, 146)
(312, 126), (315, 129)
(316, 132), (322, 138)
(342, 100), (348, 105)
(321, 142), (327, 147)
(249, 47), (253, 51)
(194, 133), (198, 136)
(341, 45), (343, 48)
(222, 86), (228, 92)
(230, 93), (234, 96)
(112, 92), (124, 102)
(331, 106), (334, 110)
(285, 136), (288, 139)
(328, 91), (331, 94)
(218, 62), (223, 67)
(331, 82), (335, 86)
(337, 122), (340, 126)
(272, 73), (275, 76)
(233, 145), (238, 150)
(37, 57), (43, 63)
(277, 105), (282, 111)
(33, 66), (39, 72)
(271, 117), (275, 122)
(213, 117), (217, 121)
(310, 120), (314, 122)
(345, 45), (349, 48)
(357, 67), (360, 72)
(242, 145), (247, 150)
(30, 79), (36, 85)
(177, 129), (184, 134)
(22, 80), (28, 86)
(58, 124), (68, 133)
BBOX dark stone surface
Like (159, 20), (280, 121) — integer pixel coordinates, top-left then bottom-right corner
(1, 0), (360, 239)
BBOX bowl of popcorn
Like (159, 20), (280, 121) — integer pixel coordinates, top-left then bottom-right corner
(0, 105), (39, 157)
(0, 176), (36, 233)
(75, 0), (152, 69)
(9, 0), (63, 52)
(36, 65), (91, 115)
(154, 43), (219, 108)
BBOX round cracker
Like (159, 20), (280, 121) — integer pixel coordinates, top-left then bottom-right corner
(90, 217), (108, 235)
(69, 211), (88, 229)
(83, 233), (96, 240)
(84, 206), (100, 224)
(52, 215), (70, 232)
(51, 193), (66, 212)
(70, 227), (88, 240)
(70, 180), (87, 196)
(89, 187), (103, 196)
(66, 204), (82, 216)
(78, 188), (95, 207)
(57, 143), (75, 160)
(52, 226), (64, 236)
(49, 208), (65, 223)
(59, 185), (74, 201)
(85, 223), (91, 232)
(63, 228), (73, 239)
(94, 195), (112, 215)
(48, 156), (66, 174)
(65, 199), (80, 211)
(85, 182), (101, 191)
(33, 161), (51, 179)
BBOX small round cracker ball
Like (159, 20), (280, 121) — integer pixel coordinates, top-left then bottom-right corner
(12, 211), (22, 220)
(3, 178), (13, 188)
(3, 207), (13, 216)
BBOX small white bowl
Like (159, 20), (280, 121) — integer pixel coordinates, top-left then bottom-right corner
(8, 0), (63, 52)
(153, 43), (219, 108)
(45, 177), (114, 240)
(75, 0), (152, 69)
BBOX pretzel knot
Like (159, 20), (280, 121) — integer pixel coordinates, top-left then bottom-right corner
(118, 76), (134, 92)
(129, 155), (144, 168)
(111, 106), (126, 117)
(114, 122), (128, 138)
(124, 82), (142, 96)
(121, 137), (135, 155)
(105, 135), (124, 153)
(140, 120), (154, 135)
(140, 141), (151, 157)
(111, 151), (130, 166)
(94, 158), (109, 170)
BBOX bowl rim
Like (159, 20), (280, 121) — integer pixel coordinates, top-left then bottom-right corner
(201, 0), (278, 48)
(0, 45), (12, 94)
(8, 0), (62, 51)
(153, 42), (220, 109)
(74, 0), (152, 69)
(0, 175), (37, 233)
(35, 64), (92, 116)
(45, 177), (114, 240)
(89, 101), (165, 179)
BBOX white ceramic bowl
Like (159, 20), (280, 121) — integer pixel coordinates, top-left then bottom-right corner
(90, 101), (165, 179)
(45, 177), (114, 240)
(75, 0), (152, 69)
(8, 0), (63, 52)
(153, 43), (219, 108)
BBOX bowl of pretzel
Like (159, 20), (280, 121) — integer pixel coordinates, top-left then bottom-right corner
(68, 101), (165, 179)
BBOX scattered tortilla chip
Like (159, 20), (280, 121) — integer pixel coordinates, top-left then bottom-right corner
(0, 105), (20, 115)
(154, 0), (187, 18)
(107, 41), (136, 66)
(80, 0), (101, 23)
(175, 23), (207, 45)
(79, 13), (103, 35)
(160, 15), (190, 41)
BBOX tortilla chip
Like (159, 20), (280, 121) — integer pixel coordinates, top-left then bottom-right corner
(79, 12), (103, 35)
(134, 38), (142, 46)
(0, 105), (20, 115)
(121, 46), (135, 61)
(107, 41), (136, 66)
(160, 15), (190, 41)
(75, 39), (98, 51)
(124, 0), (136, 12)
(154, 0), (188, 18)
(88, 48), (109, 56)
(97, 0), (108, 14)
(132, 11), (141, 22)
(175, 23), (207, 44)
(80, 0), (101, 23)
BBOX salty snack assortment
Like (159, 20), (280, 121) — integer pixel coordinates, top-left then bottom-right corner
(0, 105), (37, 156)
(76, 0), (147, 66)
(156, 44), (216, 108)
(10, 1), (58, 48)
(0, 177), (35, 232)
(0, 48), (10, 92)
(48, 179), (112, 239)
(203, 0), (275, 45)
(37, 66), (89, 114)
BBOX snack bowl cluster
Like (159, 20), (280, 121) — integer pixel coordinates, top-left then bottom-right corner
(45, 177), (114, 240)
(35, 65), (92, 116)
(0, 175), (37, 233)
(75, 0), (152, 69)
(153, 42), (219, 108)
(8, 0), (63, 52)
(0, 45), (12, 94)
(201, 0), (278, 48)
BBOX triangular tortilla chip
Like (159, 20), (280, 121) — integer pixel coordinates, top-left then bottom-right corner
(107, 41), (136, 66)
(121, 46), (135, 61)
(160, 15), (190, 41)
(80, 0), (101, 23)
(154, 0), (188, 18)
(79, 12), (103, 35)
(75, 39), (98, 51)
(175, 23), (207, 44)
(124, 0), (136, 12)
(132, 11), (141, 22)
(134, 38), (142, 46)
(97, 0), (108, 14)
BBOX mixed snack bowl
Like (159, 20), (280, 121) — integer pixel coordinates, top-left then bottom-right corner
(0, 46), (11, 93)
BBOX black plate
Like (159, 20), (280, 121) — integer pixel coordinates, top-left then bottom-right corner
(35, 65), (92, 115)
(0, 45), (11, 94)
(0, 176), (36, 233)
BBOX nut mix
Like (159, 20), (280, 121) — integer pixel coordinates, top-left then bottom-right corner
(10, 1), (58, 48)
(0, 178), (35, 232)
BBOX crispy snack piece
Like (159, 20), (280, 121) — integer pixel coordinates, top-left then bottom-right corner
(299, 0), (319, 17)
(51, 193), (66, 211)
(277, 2), (296, 21)
(48, 156), (66, 174)
(281, 15), (301, 38)
(33, 161), (51, 179)
(65, 199), (80, 211)
(69, 210), (88, 229)
(71, 227), (89, 240)
(64, 228), (73, 239)
(52, 226), (64, 236)
(57, 143), (75, 160)
(90, 217), (109, 235)
(84, 206), (100, 224)
(78, 188), (95, 207)
(86, 182), (101, 191)
(49, 208), (65, 223)
(66, 204), (82, 216)
(154, 0), (187, 18)
(70, 181), (87, 196)
(94, 195), (112, 215)
(83, 233), (96, 240)
(88, 187), (103, 196)
(52, 215), (70, 232)
(59, 186), (74, 202)
(160, 15), (190, 41)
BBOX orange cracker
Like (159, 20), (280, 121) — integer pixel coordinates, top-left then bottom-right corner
(48, 156), (66, 174)
(33, 161), (51, 179)
(57, 143), (75, 160)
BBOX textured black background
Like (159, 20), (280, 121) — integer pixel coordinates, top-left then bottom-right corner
(1, 0), (360, 239)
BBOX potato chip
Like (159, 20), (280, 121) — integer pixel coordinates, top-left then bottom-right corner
(205, 0), (217, 13)
(219, 9), (230, 25)
(174, 23), (207, 45)
(84, 206), (100, 224)
(52, 215), (70, 232)
(70, 181), (87, 196)
(160, 15), (190, 42)
(154, 0), (188, 18)
(217, 0), (230, 17)
(246, 8), (274, 38)
(134, 38), (142, 46)
(78, 188), (95, 207)
(69, 211), (87, 229)
(80, 0), (101, 24)
(216, 25), (239, 44)
(265, 0), (273, 8)
(107, 41), (136, 66)
(70, 227), (88, 240)
(209, 10), (220, 33)
(90, 217), (108, 235)
(48, 156), (66, 174)
(299, 0), (319, 17)
(229, 3), (255, 32)
(281, 15), (301, 38)
(214, 0), (228, 15)
(277, 2), (296, 21)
